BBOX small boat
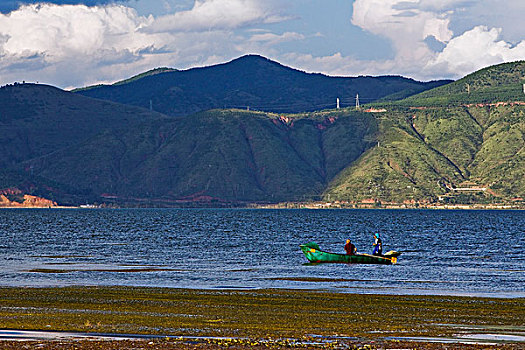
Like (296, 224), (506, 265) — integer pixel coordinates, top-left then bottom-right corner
(300, 242), (400, 265)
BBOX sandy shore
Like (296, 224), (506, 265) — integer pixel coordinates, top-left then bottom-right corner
(0, 338), (524, 349)
(0, 287), (523, 349)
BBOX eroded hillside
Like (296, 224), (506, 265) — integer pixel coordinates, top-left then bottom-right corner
(324, 104), (525, 204)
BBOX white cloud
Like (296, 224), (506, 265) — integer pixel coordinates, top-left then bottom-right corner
(144, 0), (286, 33)
(351, 0), (452, 73)
(0, 3), (165, 86)
(447, 0), (525, 43)
(2, 0), (525, 87)
(0, 1), (288, 87)
(350, 0), (525, 79)
(281, 53), (357, 76)
(1, 4), (154, 59)
(249, 32), (304, 46)
(428, 26), (525, 76)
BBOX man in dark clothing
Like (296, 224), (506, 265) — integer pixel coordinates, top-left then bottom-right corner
(344, 239), (356, 255)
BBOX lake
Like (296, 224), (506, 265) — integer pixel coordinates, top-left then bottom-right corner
(0, 208), (524, 297)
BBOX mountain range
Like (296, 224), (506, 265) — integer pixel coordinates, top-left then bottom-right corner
(74, 55), (449, 116)
(1, 56), (523, 207)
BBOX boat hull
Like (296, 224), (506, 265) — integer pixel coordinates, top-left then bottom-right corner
(300, 242), (398, 265)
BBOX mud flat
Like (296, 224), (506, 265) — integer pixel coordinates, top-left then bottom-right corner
(0, 287), (523, 349)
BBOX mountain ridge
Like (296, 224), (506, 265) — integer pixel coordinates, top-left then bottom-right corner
(1, 59), (524, 207)
(73, 54), (451, 116)
(399, 60), (525, 106)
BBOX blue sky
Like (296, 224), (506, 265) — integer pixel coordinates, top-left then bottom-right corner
(1, 0), (524, 88)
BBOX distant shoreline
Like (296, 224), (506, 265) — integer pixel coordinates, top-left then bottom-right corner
(251, 201), (525, 210)
(1, 202), (524, 210)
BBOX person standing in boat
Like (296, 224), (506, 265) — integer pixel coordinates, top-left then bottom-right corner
(344, 239), (356, 255)
(372, 233), (383, 256)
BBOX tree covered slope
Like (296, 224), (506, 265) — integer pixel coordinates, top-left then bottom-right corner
(25, 109), (377, 203)
(1, 60), (524, 206)
(324, 105), (525, 203)
(400, 61), (525, 106)
(74, 55), (450, 117)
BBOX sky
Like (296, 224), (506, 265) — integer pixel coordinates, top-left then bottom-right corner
(1, 0), (525, 89)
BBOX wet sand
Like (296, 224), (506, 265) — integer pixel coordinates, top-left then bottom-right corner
(0, 287), (523, 349)
(0, 339), (524, 349)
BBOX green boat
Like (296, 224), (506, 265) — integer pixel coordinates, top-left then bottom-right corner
(300, 242), (400, 265)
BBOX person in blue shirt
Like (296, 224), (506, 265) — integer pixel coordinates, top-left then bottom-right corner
(372, 233), (382, 256)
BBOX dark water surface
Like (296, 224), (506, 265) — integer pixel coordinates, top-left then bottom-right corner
(0, 209), (524, 297)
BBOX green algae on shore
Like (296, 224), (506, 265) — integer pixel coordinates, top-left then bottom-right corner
(0, 287), (523, 344)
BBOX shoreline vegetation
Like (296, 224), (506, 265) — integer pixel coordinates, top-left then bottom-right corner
(1, 200), (524, 210)
(251, 200), (525, 210)
(0, 287), (523, 349)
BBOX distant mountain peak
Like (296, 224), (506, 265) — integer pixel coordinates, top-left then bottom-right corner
(211, 54), (288, 72)
(74, 55), (450, 116)
(231, 54), (271, 62)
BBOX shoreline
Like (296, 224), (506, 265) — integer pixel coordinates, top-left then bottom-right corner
(0, 286), (523, 349)
(1, 329), (524, 348)
(251, 201), (525, 210)
(1, 203), (525, 210)
(1, 284), (523, 299)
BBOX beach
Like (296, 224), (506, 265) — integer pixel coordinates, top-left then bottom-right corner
(0, 287), (523, 349)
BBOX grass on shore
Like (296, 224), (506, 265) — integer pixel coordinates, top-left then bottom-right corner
(0, 286), (524, 342)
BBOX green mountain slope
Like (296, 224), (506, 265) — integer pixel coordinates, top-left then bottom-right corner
(0, 83), (167, 167)
(325, 104), (524, 203)
(401, 61), (525, 106)
(74, 55), (450, 116)
(0, 83), (168, 203)
(324, 110), (465, 203)
(2, 60), (524, 207)
(468, 105), (525, 197)
(27, 109), (377, 203)
(324, 61), (525, 204)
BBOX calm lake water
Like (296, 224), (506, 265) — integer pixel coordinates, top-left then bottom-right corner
(0, 209), (524, 297)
